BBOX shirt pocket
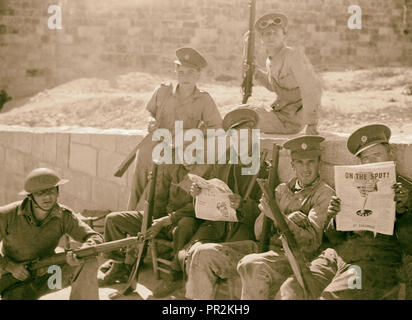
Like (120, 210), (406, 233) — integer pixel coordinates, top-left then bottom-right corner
(278, 70), (298, 89)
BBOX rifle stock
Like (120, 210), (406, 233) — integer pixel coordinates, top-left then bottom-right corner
(257, 177), (317, 299)
(241, 0), (256, 104)
(113, 161), (158, 298)
(258, 144), (280, 252)
(0, 237), (141, 297)
(114, 134), (152, 177)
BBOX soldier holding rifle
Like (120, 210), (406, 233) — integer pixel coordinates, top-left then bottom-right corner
(278, 124), (412, 300)
(237, 136), (334, 299)
(242, 12), (322, 135)
(126, 47), (222, 212)
(0, 168), (103, 300)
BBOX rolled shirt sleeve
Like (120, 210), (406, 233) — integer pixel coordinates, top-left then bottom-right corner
(201, 93), (223, 129)
(63, 210), (103, 246)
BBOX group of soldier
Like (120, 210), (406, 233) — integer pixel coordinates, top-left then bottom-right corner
(0, 12), (411, 300)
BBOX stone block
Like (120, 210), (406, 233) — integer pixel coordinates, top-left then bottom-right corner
(69, 142), (97, 176)
(31, 132), (45, 160)
(62, 169), (92, 202)
(92, 179), (119, 211)
(13, 131), (32, 154)
(70, 133), (90, 144)
(97, 150), (128, 186)
(5, 148), (25, 174)
(56, 133), (70, 169)
(115, 134), (143, 154)
(43, 133), (57, 164)
(90, 134), (116, 151)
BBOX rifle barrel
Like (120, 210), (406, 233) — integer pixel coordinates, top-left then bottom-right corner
(30, 237), (140, 270)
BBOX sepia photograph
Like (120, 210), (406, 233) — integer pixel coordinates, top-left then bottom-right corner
(0, 0), (411, 310)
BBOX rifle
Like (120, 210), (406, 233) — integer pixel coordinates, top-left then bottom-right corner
(111, 160), (159, 298)
(0, 236), (140, 297)
(257, 156), (318, 299)
(114, 83), (173, 178)
(241, 0), (256, 104)
(243, 149), (268, 200)
(114, 134), (152, 177)
(258, 144), (280, 252)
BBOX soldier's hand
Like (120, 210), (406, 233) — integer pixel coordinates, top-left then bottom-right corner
(306, 124), (319, 135)
(327, 196), (341, 219)
(190, 183), (202, 198)
(5, 261), (30, 281)
(288, 211), (311, 229)
(66, 251), (83, 267)
(393, 182), (409, 211)
(146, 216), (170, 240)
(147, 118), (158, 133)
(258, 194), (272, 217)
(229, 194), (242, 210)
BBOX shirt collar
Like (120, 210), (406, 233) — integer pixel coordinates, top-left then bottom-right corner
(172, 84), (202, 99)
(18, 197), (63, 220)
(288, 176), (321, 193)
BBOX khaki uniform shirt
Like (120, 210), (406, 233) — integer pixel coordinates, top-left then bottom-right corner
(146, 83), (222, 132)
(0, 199), (103, 272)
(255, 46), (322, 126)
(256, 177), (335, 255)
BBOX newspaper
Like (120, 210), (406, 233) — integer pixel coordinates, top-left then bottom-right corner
(187, 173), (238, 222)
(334, 161), (396, 235)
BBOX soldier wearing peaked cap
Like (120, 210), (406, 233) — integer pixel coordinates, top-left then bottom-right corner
(237, 135), (335, 299)
(126, 46), (222, 212)
(222, 105), (260, 131)
(242, 12), (322, 135)
(0, 168), (103, 300)
(278, 124), (412, 300)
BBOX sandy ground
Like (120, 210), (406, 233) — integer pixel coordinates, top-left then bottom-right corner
(0, 67), (411, 135)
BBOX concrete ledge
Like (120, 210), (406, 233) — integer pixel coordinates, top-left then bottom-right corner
(1, 126), (411, 212)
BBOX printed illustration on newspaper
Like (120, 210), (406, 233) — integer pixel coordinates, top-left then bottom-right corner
(334, 161), (396, 235)
(187, 173), (238, 222)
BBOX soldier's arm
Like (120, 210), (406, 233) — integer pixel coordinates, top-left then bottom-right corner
(63, 208), (103, 247)
(201, 93), (223, 129)
(145, 85), (162, 118)
(287, 49), (322, 126)
(254, 61), (276, 92)
(0, 208), (11, 273)
(284, 186), (335, 253)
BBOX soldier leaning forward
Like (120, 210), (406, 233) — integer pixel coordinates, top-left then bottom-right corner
(0, 168), (103, 300)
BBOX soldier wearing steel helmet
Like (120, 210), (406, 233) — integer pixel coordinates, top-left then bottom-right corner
(242, 12), (322, 135)
(0, 168), (103, 300)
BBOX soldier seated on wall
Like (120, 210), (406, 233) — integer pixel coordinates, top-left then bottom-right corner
(243, 12), (322, 135)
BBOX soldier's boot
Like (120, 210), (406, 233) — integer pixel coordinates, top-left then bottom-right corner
(98, 262), (129, 287)
(99, 260), (114, 274)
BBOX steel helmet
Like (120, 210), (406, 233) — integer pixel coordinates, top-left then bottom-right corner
(19, 168), (69, 196)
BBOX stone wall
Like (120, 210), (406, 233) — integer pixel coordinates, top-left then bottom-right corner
(1, 126), (411, 213)
(1, 0), (411, 99)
